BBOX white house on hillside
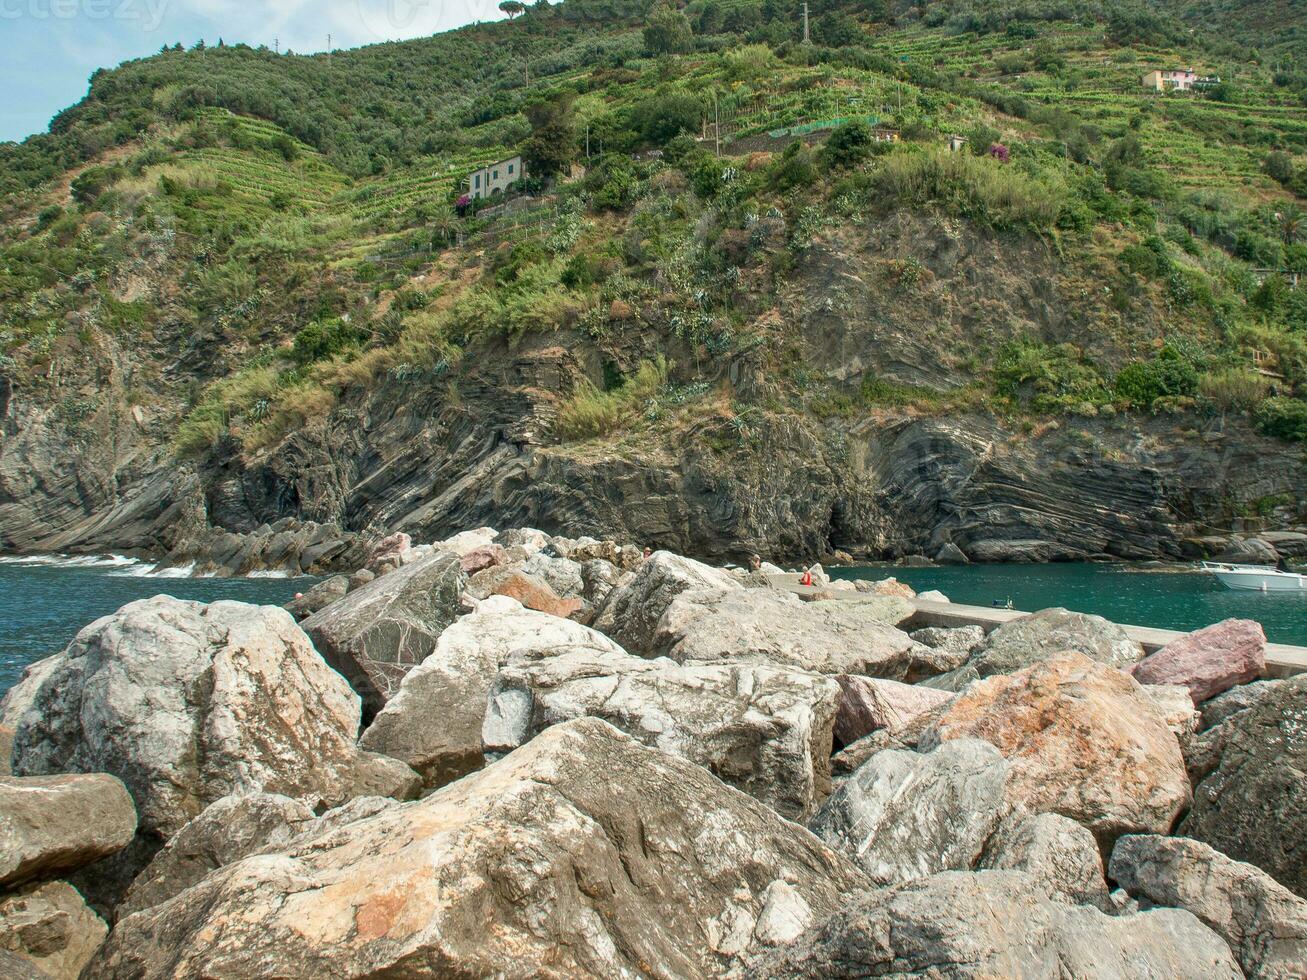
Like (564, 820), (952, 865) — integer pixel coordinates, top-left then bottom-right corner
(463, 155), (525, 200)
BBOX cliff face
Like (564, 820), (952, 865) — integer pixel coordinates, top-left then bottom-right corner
(4, 329), (1302, 568)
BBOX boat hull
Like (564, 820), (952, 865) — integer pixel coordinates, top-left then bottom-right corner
(1205, 563), (1307, 592)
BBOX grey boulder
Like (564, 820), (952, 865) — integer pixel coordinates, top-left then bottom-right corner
(1182, 674), (1307, 897)
(302, 550), (466, 714)
(0, 773), (137, 889)
(966, 607), (1143, 678)
(593, 550), (741, 654)
(981, 813), (1111, 910)
(810, 739), (1011, 885)
(655, 588), (916, 677)
(750, 868), (1242, 978)
(11, 597), (360, 842)
(118, 792), (316, 919)
(484, 650), (840, 820)
(1110, 833), (1307, 979)
(359, 596), (626, 789)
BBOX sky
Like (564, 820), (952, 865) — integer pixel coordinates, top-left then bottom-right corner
(0, 0), (510, 143)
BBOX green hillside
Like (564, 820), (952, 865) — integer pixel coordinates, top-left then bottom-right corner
(1, 0), (1306, 560)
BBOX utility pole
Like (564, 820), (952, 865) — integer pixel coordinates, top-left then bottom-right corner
(327, 34), (332, 63)
(713, 91), (720, 158)
(274, 37), (280, 55)
(802, 2), (810, 44)
(585, 124), (591, 160)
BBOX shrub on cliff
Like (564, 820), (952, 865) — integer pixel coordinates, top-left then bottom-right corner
(865, 147), (1067, 230)
(993, 340), (1109, 412)
(557, 357), (668, 440)
(1114, 348), (1199, 408)
(1254, 397), (1307, 442)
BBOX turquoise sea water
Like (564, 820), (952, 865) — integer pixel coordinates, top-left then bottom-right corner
(0, 557), (315, 697)
(833, 562), (1307, 646)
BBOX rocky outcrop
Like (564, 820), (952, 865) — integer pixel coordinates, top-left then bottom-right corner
(1110, 834), (1307, 979)
(301, 550), (466, 714)
(811, 739), (1011, 885)
(831, 675), (952, 746)
(87, 719), (868, 978)
(965, 608), (1143, 677)
(484, 651), (840, 820)
(1182, 674), (1307, 897)
(655, 589), (916, 676)
(593, 550), (741, 654)
(922, 653), (1190, 847)
(0, 880), (108, 978)
(0, 774), (136, 889)
(119, 793), (316, 920)
(750, 868), (1242, 978)
(359, 597), (625, 788)
(284, 574), (348, 620)
(1130, 618), (1267, 704)
(11, 597), (360, 842)
(980, 813), (1111, 910)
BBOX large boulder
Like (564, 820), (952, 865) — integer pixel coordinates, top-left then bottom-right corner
(750, 869), (1242, 978)
(11, 597), (360, 843)
(980, 813), (1111, 910)
(434, 526), (498, 556)
(922, 652), (1190, 847)
(520, 552), (585, 597)
(466, 566), (583, 619)
(484, 651), (840, 820)
(119, 792), (316, 920)
(655, 589), (916, 677)
(831, 676), (952, 747)
(1110, 834), (1307, 979)
(302, 550), (466, 715)
(359, 597), (626, 788)
(0, 880), (108, 978)
(965, 607), (1142, 678)
(86, 719), (868, 979)
(1181, 674), (1307, 897)
(811, 739), (1011, 885)
(1200, 677), (1286, 730)
(0, 774), (137, 889)
(593, 550), (742, 654)
(1130, 618), (1266, 704)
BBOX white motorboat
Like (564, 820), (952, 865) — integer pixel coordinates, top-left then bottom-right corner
(1202, 561), (1307, 592)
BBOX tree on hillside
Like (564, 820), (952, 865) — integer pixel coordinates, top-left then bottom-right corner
(499, 1), (526, 19)
(644, 2), (694, 55)
(522, 93), (577, 179)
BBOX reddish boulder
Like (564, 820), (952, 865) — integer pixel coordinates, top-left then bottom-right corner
(460, 544), (507, 575)
(473, 568), (583, 619)
(1130, 619), (1266, 705)
(922, 652), (1191, 847)
(833, 676), (952, 746)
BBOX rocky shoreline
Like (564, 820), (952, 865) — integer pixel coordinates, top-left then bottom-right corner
(1, 526), (1304, 977)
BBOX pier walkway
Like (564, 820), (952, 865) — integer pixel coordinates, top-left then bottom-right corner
(767, 575), (1307, 678)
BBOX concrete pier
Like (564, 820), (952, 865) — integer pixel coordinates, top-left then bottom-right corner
(903, 598), (1307, 678)
(767, 574), (1307, 678)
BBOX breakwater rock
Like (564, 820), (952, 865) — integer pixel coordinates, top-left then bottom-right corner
(0, 528), (1302, 977)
